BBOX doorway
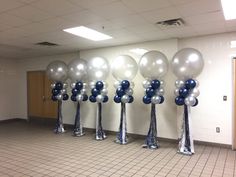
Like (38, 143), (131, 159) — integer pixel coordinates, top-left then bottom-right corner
(27, 71), (57, 119)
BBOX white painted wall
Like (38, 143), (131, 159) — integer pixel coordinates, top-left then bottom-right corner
(4, 32), (236, 145)
(0, 58), (19, 120)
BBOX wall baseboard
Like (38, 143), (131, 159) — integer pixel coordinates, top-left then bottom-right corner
(4, 117), (231, 149)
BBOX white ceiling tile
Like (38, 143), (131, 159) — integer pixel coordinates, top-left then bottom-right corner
(0, 13), (32, 27)
(168, 0), (195, 5)
(0, 0), (24, 12)
(184, 11), (225, 25)
(126, 23), (161, 34)
(68, 0), (118, 9)
(61, 10), (107, 26)
(140, 6), (181, 23)
(134, 29), (170, 41)
(89, 1), (134, 19)
(193, 21), (226, 35)
(30, 0), (84, 16)
(122, 0), (171, 13)
(175, 0), (222, 17)
(17, 0), (37, 4)
(163, 26), (197, 38)
(225, 20), (236, 28)
(7, 5), (53, 22)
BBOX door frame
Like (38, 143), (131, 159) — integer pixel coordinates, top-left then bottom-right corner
(232, 57), (236, 150)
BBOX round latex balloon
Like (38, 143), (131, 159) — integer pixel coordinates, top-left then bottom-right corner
(68, 58), (87, 82)
(139, 51), (169, 79)
(171, 48), (204, 79)
(46, 60), (68, 82)
(87, 57), (109, 81)
(111, 55), (138, 81)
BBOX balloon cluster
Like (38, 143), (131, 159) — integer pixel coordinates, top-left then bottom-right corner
(113, 80), (134, 104)
(89, 81), (109, 103)
(70, 81), (88, 102)
(51, 82), (69, 101)
(142, 79), (164, 104)
(174, 79), (199, 107)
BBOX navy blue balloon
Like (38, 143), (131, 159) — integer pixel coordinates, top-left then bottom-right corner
(116, 88), (125, 97)
(83, 95), (88, 101)
(75, 81), (83, 90)
(52, 89), (60, 96)
(95, 81), (104, 90)
(151, 80), (160, 89)
(71, 95), (77, 102)
(143, 95), (151, 104)
(72, 88), (79, 96)
(128, 96), (134, 103)
(51, 95), (57, 101)
(179, 87), (189, 98)
(185, 79), (196, 89)
(121, 80), (130, 90)
(114, 95), (121, 103)
(55, 82), (63, 90)
(91, 88), (100, 97)
(103, 95), (109, 103)
(175, 96), (185, 106)
(146, 88), (155, 97)
(63, 94), (69, 101)
(89, 95), (96, 103)
(159, 96), (164, 104)
(193, 98), (198, 107)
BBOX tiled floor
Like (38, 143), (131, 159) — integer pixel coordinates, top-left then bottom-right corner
(0, 121), (235, 177)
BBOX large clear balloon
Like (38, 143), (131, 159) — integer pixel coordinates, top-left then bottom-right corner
(171, 48), (204, 79)
(87, 57), (109, 81)
(68, 58), (87, 82)
(139, 51), (169, 79)
(111, 55), (138, 81)
(46, 61), (68, 82)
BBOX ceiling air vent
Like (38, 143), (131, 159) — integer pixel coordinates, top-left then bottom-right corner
(35, 42), (59, 46)
(156, 18), (185, 29)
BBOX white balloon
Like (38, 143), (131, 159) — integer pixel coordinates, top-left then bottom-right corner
(51, 83), (56, 89)
(89, 81), (96, 89)
(184, 96), (196, 106)
(171, 48), (204, 79)
(60, 89), (66, 94)
(46, 61), (68, 82)
(195, 79), (199, 87)
(101, 88), (108, 96)
(96, 94), (104, 103)
(160, 80), (165, 87)
(114, 81), (121, 88)
(56, 94), (63, 100)
(174, 88), (180, 96)
(190, 88), (200, 97)
(151, 96), (161, 104)
(121, 95), (129, 103)
(126, 88), (133, 96)
(68, 58), (87, 82)
(71, 82), (76, 89)
(142, 80), (151, 89)
(76, 94), (84, 102)
(83, 83), (88, 89)
(80, 88), (87, 95)
(129, 81), (135, 88)
(111, 55), (138, 81)
(63, 83), (68, 89)
(103, 81), (108, 89)
(139, 51), (169, 79)
(156, 88), (164, 96)
(87, 57), (109, 81)
(175, 80), (185, 88)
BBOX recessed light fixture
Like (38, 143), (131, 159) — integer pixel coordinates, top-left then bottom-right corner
(221, 0), (236, 20)
(230, 40), (236, 48)
(63, 26), (112, 41)
(130, 48), (148, 55)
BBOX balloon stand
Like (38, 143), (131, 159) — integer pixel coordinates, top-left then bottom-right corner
(178, 105), (194, 155)
(54, 100), (65, 133)
(115, 103), (128, 144)
(143, 104), (159, 149)
(95, 103), (106, 140)
(73, 102), (85, 137)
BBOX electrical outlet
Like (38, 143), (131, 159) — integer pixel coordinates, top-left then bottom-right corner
(216, 127), (220, 133)
(223, 96), (227, 101)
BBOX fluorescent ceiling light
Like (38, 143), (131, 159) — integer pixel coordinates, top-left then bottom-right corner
(221, 0), (236, 20)
(63, 26), (112, 41)
(231, 41), (236, 48)
(130, 48), (148, 55)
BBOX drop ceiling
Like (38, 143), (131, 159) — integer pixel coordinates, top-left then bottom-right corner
(0, 0), (235, 59)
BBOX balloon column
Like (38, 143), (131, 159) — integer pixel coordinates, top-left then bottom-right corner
(171, 48), (204, 155)
(112, 55), (138, 144)
(46, 60), (69, 133)
(139, 51), (168, 149)
(87, 57), (109, 140)
(68, 58), (88, 136)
